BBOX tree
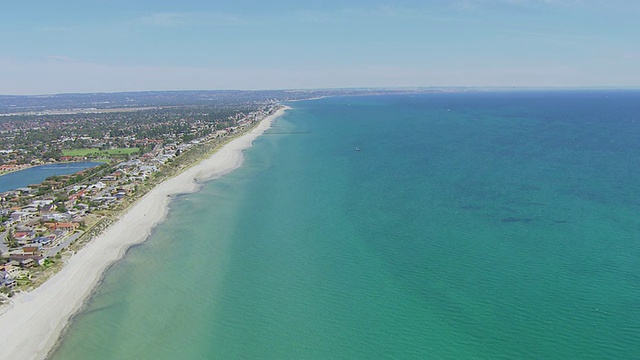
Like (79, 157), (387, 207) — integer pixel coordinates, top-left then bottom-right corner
(6, 229), (18, 248)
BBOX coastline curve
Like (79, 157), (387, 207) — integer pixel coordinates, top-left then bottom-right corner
(0, 106), (290, 360)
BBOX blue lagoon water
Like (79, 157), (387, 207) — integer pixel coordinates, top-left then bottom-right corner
(0, 162), (102, 193)
(52, 92), (640, 359)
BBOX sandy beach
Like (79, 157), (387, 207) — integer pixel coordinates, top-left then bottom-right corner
(0, 106), (289, 360)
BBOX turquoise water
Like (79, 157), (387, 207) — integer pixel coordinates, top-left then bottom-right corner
(51, 92), (640, 359)
(0, 162), (102, 193)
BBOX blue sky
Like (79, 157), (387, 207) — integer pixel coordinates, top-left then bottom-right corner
(1, 0), (638, 94)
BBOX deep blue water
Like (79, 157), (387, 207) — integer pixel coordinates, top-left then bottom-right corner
(53, 91), (640, 359)
(0, 162), (102, 192)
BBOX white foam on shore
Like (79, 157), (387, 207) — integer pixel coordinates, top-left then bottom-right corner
(0, 106), (290, 360)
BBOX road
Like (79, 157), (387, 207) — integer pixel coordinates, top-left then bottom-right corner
(0, 230), (7, 255)
(43, 231), (83, 258)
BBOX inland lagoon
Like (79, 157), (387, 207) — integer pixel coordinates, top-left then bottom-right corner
(0, 162), (102, 193)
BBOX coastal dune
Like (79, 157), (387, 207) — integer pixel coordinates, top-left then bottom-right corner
(0, 106), (289, 360)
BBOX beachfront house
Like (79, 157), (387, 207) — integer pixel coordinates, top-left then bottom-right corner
(1, 265), (26, 279)
(21, 258), (36, 268)
(56, 222), (79, 231)
(0, 271), (16, 289)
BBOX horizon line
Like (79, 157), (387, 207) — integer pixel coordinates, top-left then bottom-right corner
(1, 86), (640, 97)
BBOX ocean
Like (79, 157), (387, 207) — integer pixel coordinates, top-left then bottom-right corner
(51, 92), (640, 359)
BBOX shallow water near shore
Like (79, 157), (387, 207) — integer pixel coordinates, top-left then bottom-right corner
(51, 92), (640, 359)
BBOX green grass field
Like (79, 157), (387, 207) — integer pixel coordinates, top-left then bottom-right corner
(62, 148), (140, 157)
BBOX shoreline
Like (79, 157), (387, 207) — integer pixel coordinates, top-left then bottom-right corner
(0, 106), (290, 360)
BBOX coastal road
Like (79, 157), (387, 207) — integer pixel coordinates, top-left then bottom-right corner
(0, 230), (7, 254)
(44, 231), (83, 258)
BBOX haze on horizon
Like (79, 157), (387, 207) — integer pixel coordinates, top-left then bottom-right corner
(1, 0), (638, 95)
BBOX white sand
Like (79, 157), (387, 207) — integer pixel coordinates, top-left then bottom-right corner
(0, 106), (289, 360)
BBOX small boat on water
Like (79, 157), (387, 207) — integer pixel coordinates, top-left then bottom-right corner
(355, 147), (361, 151)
